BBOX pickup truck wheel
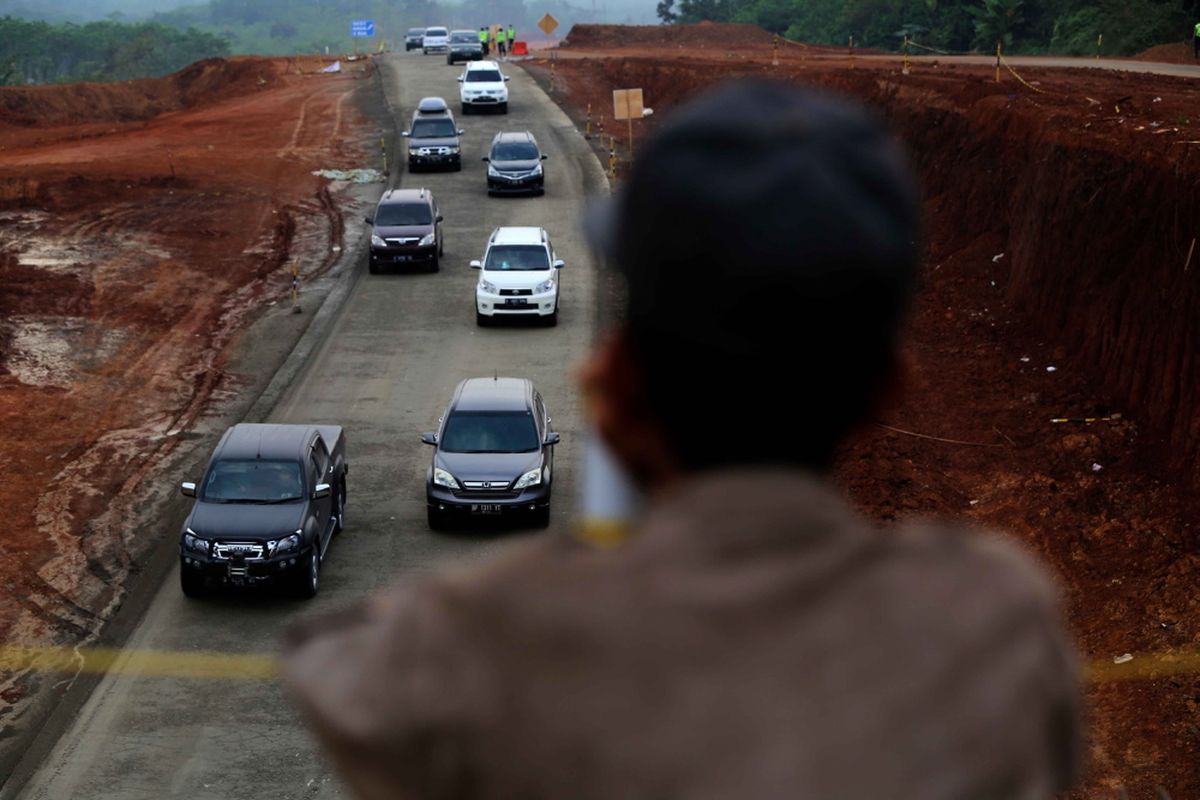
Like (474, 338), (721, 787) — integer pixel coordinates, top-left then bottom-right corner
(180, 568), (207, 598)
(295, 550), (320, 599)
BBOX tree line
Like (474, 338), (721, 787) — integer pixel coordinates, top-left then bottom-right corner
(654, 0), (1200, 55)
(0, 17), (230, 85)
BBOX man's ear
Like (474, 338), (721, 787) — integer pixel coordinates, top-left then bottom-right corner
(580, 329), (680, 493)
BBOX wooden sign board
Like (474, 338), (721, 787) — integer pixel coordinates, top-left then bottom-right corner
(537, 13), (559, 36)
(612, 88), (644, 121)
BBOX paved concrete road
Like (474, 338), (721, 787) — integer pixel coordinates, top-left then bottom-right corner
(6, 53), (606, 800)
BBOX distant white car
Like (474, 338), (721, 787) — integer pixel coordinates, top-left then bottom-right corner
(458, 61), (510, 114)
(422, 26), (449, 54)
(472, 227), (563, 326)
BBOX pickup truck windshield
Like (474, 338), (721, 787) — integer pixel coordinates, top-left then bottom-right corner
(411, 119), (457, 139)
(484, 244), (549, 271)
(202, 460), (305, 503)
(441, 412), (539, 453)
(465, 70), (503, 83)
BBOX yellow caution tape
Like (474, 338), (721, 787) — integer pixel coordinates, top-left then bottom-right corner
(998, 51), (1050, 94)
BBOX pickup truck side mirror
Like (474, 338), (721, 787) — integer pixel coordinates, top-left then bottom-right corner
(553, 259), (565, 270)
(180, 481), (197, 498)
(544, 432), (561, 446)
(469, 260), (482, 269)
(313, 483), (332, 500)
(420, 432), (438, 445)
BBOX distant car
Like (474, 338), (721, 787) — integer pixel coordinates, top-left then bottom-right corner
(401, 114), (464, 172)
(422, 377), (559, 529)
(405, 28), (426, 51)
(484, 131), (546, 196)
(415, 96), (450, 116)
(422, 26), (449, 54)
(447, 29), (484, 64)
(472, 226), (563, 325)
(178, 423), (348, 599)
(458, 60), (510, 114)
(366, 188), (443, 273)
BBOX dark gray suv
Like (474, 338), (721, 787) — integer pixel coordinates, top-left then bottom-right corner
(366, 188), (443, 273)
(484, 131), (546, 196)
(422, 377), (559, 529)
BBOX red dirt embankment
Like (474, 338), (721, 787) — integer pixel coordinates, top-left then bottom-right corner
(1136, 41), (1195, 65)
(0, 55), (371, 717)
(563, 21), (776, 50)
(535, 49), (1200, 798)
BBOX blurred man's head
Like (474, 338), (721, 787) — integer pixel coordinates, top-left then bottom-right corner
(584, 80), (920, 490)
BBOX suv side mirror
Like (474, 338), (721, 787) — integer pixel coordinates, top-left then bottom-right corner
(364, 215), (374, 224)
(504, 75), (511, 81)
(470, 260), (482, 269)
(400, 131), (410, 138)
(313, 483), (332, 500)
(180, 481), (197, 498)
(553, 259), (565, 270)
(457, 76), (464, 82)
(540, 154), (548, 160)
(457, 129), (465, 135)
(436, 214), (444, 222)
(481, 156), (490, 162)
(420, 432), (438, 445)
(544, 432), (561, 446)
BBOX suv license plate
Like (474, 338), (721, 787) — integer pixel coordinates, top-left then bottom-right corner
(504, 299), (528, 306)
(471, 504), (502, 514)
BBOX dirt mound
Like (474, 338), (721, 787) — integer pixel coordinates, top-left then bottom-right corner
(562, 22), (776, 50)
(0, 57), (282, 129)
(1135, 41), (1195, 64)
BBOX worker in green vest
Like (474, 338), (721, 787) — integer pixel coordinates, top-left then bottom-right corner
(1194, 21), (1200, 59)
(479, 26), (489, 57)
(507, 24), (516, 50)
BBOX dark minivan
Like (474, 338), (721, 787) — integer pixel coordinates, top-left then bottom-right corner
(422, 377), (559, 529)
(483, 131), (546, 196)
(447, 29), (483, 64)
(402, 114), (464, 172)
(366, 188), (443, 273)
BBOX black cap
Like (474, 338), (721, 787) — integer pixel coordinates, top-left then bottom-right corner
(589, 80), (921, 469)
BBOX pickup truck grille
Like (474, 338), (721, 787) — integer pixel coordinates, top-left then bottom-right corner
(213, 541), (265, 561)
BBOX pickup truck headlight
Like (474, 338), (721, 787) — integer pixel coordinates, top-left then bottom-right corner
(268, 532), (302, 556)
(371, 234), (386, 247)
(183, 530), (210, 554)
(433, 468), (460, 489)
(534, 278), (555, 294)
(418, 232), (436, 247)
(513, 468), (542, 490)
(479, 279), (497, 294)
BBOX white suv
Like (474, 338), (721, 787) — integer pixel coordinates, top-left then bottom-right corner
(458, 61), (510, 114)
(472, 227), (563, 326)
(422, 26), (449, 54)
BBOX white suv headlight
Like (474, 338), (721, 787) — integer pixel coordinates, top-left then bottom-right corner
(433, 468), (460, 490)
(513, 468), (542, 490)
(371, 234), (386, 247)
(418, 232), (436, 246)
(534, 278), (555, 294)
(479, 279), (497, 294)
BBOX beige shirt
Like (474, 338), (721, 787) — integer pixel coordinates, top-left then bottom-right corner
(284, 470), (1080, 799)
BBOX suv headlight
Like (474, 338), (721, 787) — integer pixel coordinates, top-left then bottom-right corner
(433, 468), (460, 489)
(514, 468), (542, 490)
(418, 232), (436, 246)
(446, 145), (460, 154)
(488, 164), (501, 177)
(183, 529), (210, 554)
(534, 278), (555, 294)
(479, 279), (497, 294)
(371, 234), (386, 247)
(268, 531), (302, 556)
(531, 163), (543, 176)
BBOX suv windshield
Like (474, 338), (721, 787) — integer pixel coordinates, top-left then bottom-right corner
(451, 32), (476, 43)
(411, 118), (457, 139)
(202, 460), (304, 503)
(408, 28), (424, 35)
(441, 412), (539, 453)
(492, 142), (539, 161)
(376, 203), (432, 226)
(466, 70), (503, 83)
(426, 28), (447, 36)
(484, 244), (549, 271)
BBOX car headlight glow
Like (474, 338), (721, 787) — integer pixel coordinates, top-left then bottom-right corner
(479, 279), (497, 294)
(268, 532), (302, 556)
(371, 234), (386, 247)
(534, 278), (555, 294)
(514, 468), (542, 490)
(183, 529), (210, 554)
(418, 232), (436, 246)
(433, 468), (460, 489)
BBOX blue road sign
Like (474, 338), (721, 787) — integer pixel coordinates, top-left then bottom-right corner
(351, 19), (376, 37)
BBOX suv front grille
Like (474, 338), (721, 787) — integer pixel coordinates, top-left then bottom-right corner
(462, 480), (512, 492)
(499, 289), (533, 296)
(213, 541), (266, 561)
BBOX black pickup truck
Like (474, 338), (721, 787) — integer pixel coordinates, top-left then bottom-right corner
(178, 423), (347, 599)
